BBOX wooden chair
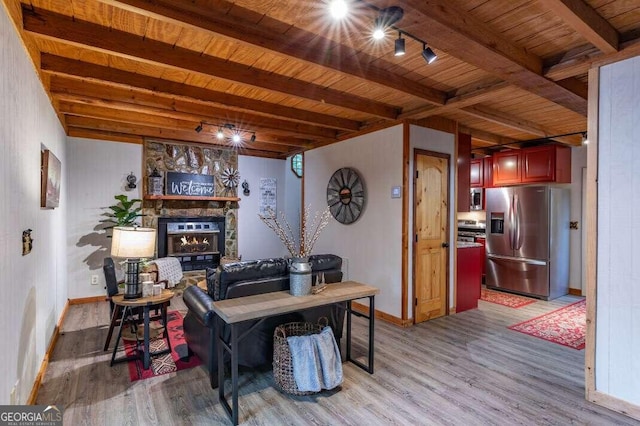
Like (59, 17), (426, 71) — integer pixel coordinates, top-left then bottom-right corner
(103, 257), (124, 351)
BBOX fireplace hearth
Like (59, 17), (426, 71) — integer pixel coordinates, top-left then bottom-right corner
(157, 217), (225, 271)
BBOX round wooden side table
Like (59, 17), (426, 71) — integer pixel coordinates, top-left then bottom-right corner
(109, 289), (175, 370)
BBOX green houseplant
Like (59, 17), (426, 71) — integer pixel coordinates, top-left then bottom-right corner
(101, 194), (144, 232)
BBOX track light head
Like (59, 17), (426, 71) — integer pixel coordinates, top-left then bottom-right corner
(394, 33), (405, 56)
(372, 6), (403, 41)
(250, 133), (256, 143)
(582, 132), (589, 145)
(195, 124), (203, 133)
(216, 128), (224, 140)
(232, 133), (241, 143)
(421, 45), (437, 64)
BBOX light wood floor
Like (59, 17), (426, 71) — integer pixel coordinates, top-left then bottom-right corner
(37, 293), (639, 425)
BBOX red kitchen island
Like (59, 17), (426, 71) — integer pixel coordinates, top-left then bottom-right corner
(456, 242), (483, 313)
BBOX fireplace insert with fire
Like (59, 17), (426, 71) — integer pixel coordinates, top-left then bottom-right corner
(158, 217), (225, 271)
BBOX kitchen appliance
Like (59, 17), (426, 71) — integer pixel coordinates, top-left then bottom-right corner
(470, 188), (483, 210)
(457, 219), (485, 242)
(485, 185), (569, 300)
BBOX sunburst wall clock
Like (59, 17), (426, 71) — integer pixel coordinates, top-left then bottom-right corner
(326, 167), (365, 224)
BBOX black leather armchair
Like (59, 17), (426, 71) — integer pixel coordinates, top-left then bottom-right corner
(183, 254), (344, 388)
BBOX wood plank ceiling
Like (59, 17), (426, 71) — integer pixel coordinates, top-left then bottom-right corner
(3, 0), (640, 158)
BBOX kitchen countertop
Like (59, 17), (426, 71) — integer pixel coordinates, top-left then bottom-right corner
(457, 242), (483, 249)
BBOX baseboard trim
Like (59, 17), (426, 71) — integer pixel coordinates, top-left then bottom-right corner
(588, 389), (640, 421)
(69, 295), (106, 305)
(351, 301), (413, 327)
(27, 299), (69, 405)
(568, 288), (583, 296)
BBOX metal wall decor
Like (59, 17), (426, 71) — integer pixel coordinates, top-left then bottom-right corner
(326, 167), (365, 224)
(220, 167), (240, 189)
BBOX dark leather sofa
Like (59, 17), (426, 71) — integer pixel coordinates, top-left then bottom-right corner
(182, 254), (344, 388)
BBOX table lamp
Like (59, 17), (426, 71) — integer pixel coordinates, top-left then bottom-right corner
(111, 226), (156, 299)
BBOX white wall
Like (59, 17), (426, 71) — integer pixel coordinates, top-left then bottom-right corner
(66, 138), (142, 299)
(409, 125), (457, 314)
(237, 156), (290, 260)
(569, 146), (587, 292)
(595, 56), (640, 407)
(305, 126), (404, 318)
(0, 5), (68, 404)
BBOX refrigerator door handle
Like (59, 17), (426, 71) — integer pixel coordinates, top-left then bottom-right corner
(515, 194), (522, 250)
(508, 195), (515, 250)
(487, 254), (547, 266)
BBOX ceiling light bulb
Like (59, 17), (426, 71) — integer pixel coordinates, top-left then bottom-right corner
(232, 133), (241, 143)
(216, 128), (224, 140)
(372, 28), (385, 40)
(329, 0), (348, 20)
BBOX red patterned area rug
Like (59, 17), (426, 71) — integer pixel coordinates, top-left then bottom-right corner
(480, 288), (536, 308)
(123, 310), (201, 381)
(508, 299), (586, 350)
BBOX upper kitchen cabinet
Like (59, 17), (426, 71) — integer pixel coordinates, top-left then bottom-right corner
(470, 157), (493, 188)
(493, 145), (571, 186)
(470, 159), (483, 187)
(522, 145), (571, 183)
(493, 151), (521, 186)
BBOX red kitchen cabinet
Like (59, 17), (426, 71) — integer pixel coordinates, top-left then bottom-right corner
(493, 151), (521, 186)
(456, 245), (482, 313)
(475, 236), (486, 280)
(522, 145), (571, 183)
(493, 145), (571, 186)
(483, 157), (493, 188)
(470, 159), (483, 187)
(458, 133), (471, 212)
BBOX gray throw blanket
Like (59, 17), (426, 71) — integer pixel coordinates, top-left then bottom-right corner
(287, 326), (343, 392)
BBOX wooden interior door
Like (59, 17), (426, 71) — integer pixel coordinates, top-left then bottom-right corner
(414, 150), (449, 323)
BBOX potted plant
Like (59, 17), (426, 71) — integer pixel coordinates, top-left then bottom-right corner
(101, 194), (144, 234)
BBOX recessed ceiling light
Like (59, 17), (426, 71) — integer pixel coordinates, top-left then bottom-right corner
(329, 0), (348, 20)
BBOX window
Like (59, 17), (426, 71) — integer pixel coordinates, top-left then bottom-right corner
(291, 153), (303, 178)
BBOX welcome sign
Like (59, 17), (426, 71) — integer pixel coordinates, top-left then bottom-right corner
(166, 172), (215, 197)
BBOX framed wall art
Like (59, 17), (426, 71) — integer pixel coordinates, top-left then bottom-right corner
(41, 149), (61, 208)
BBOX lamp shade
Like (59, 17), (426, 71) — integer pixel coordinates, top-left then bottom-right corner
(111, 227), (156, 258)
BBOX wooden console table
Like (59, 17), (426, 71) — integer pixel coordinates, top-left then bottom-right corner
(213, 281), (379, 425)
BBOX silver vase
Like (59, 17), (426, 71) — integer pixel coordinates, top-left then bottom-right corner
(289, 257), (312, 296)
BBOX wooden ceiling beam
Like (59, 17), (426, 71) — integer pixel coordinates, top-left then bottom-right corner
(56, 99), (314, 148)
(536, 0), (619, 54)
(459, 126), (517, 148)
(460, 106), (580, 145)
(545, 37), (640, 81)
(399, 79), (512, 120)
(22, 7), (399, 119)
(97, 0), (447, 106)
(68, 127), (144, 145)
(64, 116), (295, 153)
(49, 81), (333, 142)
(41, 54), (360, 131)
(386, 0), (587, 116)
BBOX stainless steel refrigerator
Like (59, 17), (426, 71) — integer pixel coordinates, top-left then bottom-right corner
(485, 185), (569, 300)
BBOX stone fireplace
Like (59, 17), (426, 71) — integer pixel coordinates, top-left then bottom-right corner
(141, 139), (239, 272)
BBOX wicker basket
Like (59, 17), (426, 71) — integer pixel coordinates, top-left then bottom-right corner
(272, 318), (328, 395)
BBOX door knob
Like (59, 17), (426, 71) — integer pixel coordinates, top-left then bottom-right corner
(442, 242), (449, 248)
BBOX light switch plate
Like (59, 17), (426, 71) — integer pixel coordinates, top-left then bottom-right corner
(391, 186), (401, 198)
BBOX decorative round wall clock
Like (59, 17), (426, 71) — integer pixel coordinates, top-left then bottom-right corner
(220, 167), (240, 189)
(326, 167), (365, 224)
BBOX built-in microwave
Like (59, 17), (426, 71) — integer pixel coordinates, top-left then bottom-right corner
(470, 188), (483, 210)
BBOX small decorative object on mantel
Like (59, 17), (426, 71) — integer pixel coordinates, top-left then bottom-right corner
(259, 205), (331, 296)
(148, 168), (163, 195)
(166, 171), (215, 197)
(22, 229), (33, 256)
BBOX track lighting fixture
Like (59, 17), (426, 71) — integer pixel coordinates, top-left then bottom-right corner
(394, 33), (405, 56)
(373, 6), (403, 39)
(329, 0), (348, 20)
(195, 122), (257, 144)
(421, 44), (437, 64)
(582, 132), (589, 145)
